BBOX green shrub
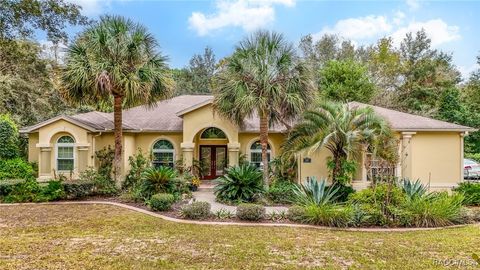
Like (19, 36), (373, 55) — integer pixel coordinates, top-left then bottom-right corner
(78, 168), (117, 196)
(301, 204), (355, 227)
(148, 193), (176, 211)
(394, 193), (465, 227)
(41, 180), (65, 200)
(0, 179), (24, 196)
(454, 182), (480, 206)
(95, 146), (114, 180)
(214, 164), (264, 203)
(180, 201), (211, 220)
(124, 150), (149, 189)
(348, 184), (405, 206)
(331, 184), (355, 202)
(293, 178), (339, 206)
(287, 205), (306, 222)
(266, 180), (296, 204)
(3, 178), (42, 202)
(0, 114), (19, 159)
(3, 178), (64, 203)
(236, 203), (265, 221)
(465, 153), (480, 162)
(0, 158), (34, 180)
(62, 181), (95, 199)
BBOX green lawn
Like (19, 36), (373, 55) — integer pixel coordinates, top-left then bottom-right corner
(0, 204), (478, 269)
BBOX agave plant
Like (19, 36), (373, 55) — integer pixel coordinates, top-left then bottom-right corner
(292, 177), (340, 206)
(142, 166), (177, 193)
(214, 164), (264, 202)
(401, 178), (429, 199)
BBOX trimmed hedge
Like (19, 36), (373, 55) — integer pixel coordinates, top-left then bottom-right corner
(148, 193), (175, 211)
(236, 203), (265, 221)
(180, 201), (211, 220)
(62, 181), (95, 199)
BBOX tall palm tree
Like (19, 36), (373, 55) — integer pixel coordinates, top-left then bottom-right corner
(283, 101), (392, 184)
(213, 30), (314, 187)
(61, 15), (174, 184)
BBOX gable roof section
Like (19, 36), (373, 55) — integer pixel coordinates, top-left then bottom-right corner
(21, 96), (474, 133)
(349, 102), (474, 132)
(20, 114), (99, 133)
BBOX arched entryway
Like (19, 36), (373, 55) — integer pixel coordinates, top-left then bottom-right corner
(196, 127), (229, 180)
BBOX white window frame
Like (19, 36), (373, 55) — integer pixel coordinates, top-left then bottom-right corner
(250, 140), (272, 168)
(152, 139), (175, 168)
(56, 136), (75, 172)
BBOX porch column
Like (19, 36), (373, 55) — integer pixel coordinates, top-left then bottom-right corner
(400, 132), (416, 179)
(181, 142), (195, 168)
(227, 142), (240, 167)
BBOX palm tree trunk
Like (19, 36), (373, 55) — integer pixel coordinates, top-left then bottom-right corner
(259, 111), (269, 187)
(113, 95), (123, 186)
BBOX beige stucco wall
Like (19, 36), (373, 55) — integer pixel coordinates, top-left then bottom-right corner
(25, 109), (464, 192)
(182, 104), (239, 143)
(28, 133), (39, 163)
(408, 132), (462, 190)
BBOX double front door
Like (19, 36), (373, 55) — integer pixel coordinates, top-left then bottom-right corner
(199, 145), (227, 180)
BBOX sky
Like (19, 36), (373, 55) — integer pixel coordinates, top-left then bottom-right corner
(43, 0), (480, 79)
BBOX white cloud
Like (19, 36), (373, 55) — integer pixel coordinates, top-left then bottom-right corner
(391, 19), (460, 47)
(66, 0), (111, 16)
(312, 14), (460, 48)
(406, 0), (421, 10)
(312, 15), (392, 42)
(188, 0), (295, 36)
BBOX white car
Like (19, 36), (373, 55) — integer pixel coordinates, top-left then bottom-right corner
(464, 158), (480, 180)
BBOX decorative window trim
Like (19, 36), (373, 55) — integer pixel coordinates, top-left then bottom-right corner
(152, 139), (176, 168)
(56, 135), (75, 172)
(200, 127), (227, 140)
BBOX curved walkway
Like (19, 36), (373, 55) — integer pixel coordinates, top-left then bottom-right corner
(0, 200), (476, 232)
(192, 189), (288, 214)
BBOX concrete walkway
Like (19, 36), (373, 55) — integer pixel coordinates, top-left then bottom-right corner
(192, 188), (288, 214)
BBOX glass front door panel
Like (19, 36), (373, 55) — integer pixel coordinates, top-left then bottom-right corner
(215, 147), (226, 176)
(200, 147), (212, 177)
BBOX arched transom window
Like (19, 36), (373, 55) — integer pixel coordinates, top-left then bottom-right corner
(56, 135), (75, 171)
(250, 140), (271, 168)
(152, 140), (175, 168)
(200, 127), (227, 139)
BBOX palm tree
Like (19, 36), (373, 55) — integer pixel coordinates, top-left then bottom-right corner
(61, 15), (174, 184)
(283, 101), (392, 184)
(213, 30), (314, 187)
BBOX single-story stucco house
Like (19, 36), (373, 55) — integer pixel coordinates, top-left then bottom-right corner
(20, 95), (474, 191)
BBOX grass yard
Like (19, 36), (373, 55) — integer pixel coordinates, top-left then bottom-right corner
(0, 204), (479, 269)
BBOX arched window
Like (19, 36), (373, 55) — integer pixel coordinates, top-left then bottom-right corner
(200, 127), (227, 139)
(56, 135), (75, 171)
(152, 139), (175, 168)
(250, 141), (271, 168)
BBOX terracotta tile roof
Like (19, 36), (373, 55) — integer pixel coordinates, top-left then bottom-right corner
(348, 102), (474, 132)
(20, 96), (473, 133)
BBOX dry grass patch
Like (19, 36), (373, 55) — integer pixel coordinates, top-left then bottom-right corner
(0, 204), (478, 269)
